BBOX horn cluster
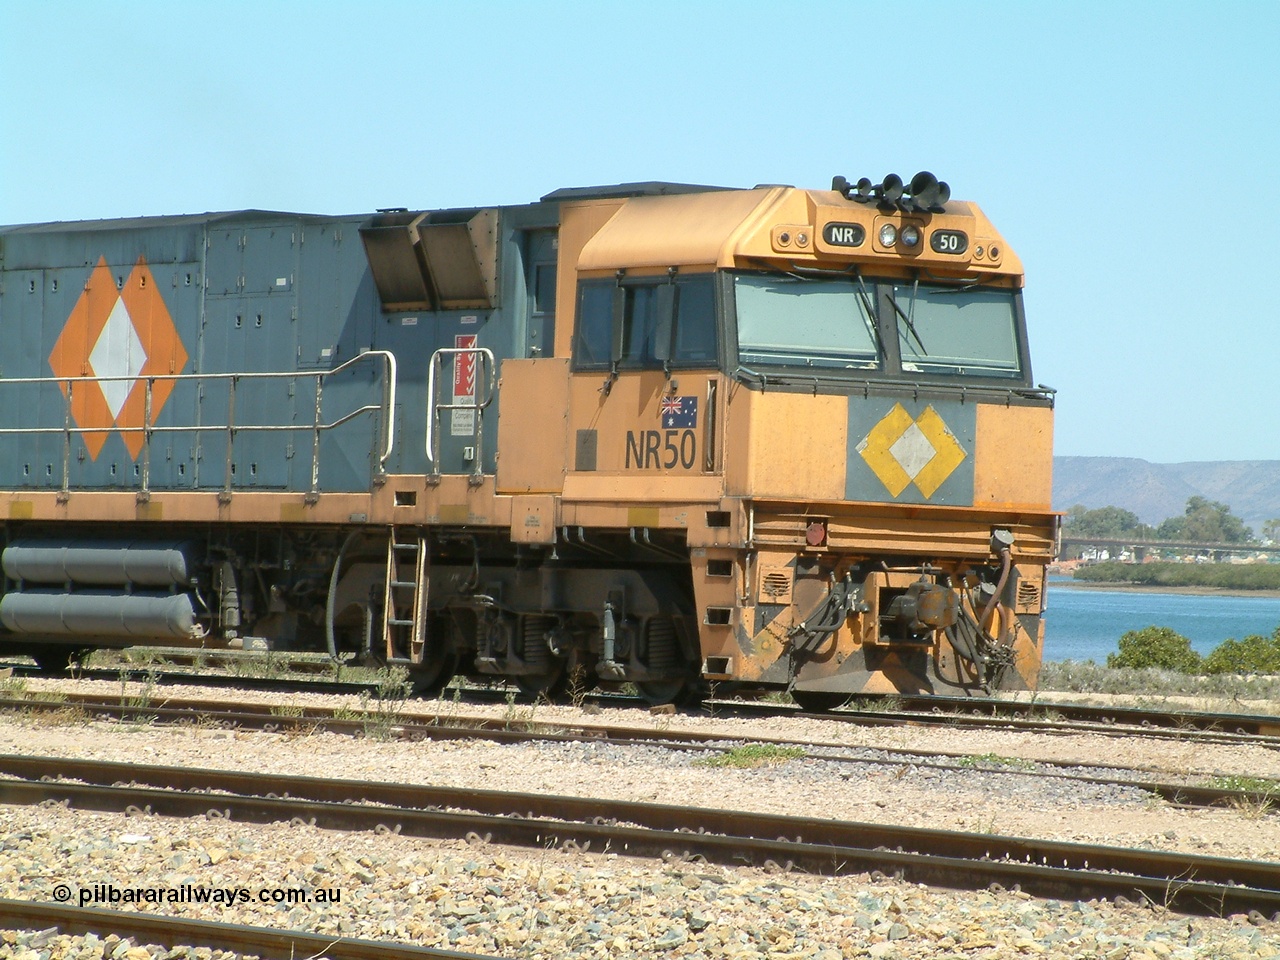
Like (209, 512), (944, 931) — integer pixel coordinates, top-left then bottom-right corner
(831, 172), (950, 212)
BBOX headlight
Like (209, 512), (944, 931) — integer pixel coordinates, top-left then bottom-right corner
(900, 225), (921, 247)
(878, 223), (898, 246)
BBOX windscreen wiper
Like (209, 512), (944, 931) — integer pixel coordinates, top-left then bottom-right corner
(853, 271), (885, 356)
(890, 282), (928, 355)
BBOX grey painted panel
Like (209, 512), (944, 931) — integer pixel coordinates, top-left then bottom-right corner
(195, 297), (299, 489)
(1, 225), (202, 274)
(845, 396), (977, 506)
(0, 268), (52, 487)
(0, 203), (561, 494)
(242, 224), (298, 296)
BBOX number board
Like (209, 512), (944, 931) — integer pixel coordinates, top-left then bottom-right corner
(822, 222), (866, 247)
(930, 230), (968, 255)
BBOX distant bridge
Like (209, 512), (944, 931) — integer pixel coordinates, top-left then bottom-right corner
(1059, 536), (1280, 561)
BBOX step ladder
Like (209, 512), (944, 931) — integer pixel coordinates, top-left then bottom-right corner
(383, 527), (428, 664)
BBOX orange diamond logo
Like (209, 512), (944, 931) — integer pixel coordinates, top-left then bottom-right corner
(49, 256), (189, 461)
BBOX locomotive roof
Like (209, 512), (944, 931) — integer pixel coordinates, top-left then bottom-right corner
(0, 184), (741, 235)
(540, 181), (735, 202)
(0, 209), (357, 235)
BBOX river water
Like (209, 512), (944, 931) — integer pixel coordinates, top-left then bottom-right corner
(1045, 578), (1280, 663)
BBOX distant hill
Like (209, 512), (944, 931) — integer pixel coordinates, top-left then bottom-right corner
(1053, 457), (1280, 536)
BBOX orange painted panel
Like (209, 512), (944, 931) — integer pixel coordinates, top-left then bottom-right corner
(496, 358), (570, 494)
(576, 189), (774, 272)
(724, 389), (847, 501)
(972, 404), (1054, 509)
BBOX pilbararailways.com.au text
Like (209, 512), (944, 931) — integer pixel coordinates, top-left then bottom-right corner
(65, 883), (342, 907)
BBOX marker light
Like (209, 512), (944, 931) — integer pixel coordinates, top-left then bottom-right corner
(900, 225), (921, 247)
(878, 223), (898, 246)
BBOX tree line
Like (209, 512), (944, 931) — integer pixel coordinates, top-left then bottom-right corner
(1064, 497), (1280, 544)
(1074, 561), (1280, 590)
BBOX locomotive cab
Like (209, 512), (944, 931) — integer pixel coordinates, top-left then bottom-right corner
(535, 177), (1055, 702)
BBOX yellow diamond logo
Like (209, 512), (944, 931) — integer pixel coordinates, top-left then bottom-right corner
(856, 403), (966, 498)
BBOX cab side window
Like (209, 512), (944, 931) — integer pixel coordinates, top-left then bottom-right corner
(574, 282), (614, 366)
(621, 284), (661, 365)
(673, 276), (716, 364)
(573, 274), (718, 370)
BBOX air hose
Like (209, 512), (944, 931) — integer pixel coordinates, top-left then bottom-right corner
(325, 531), (364, 662)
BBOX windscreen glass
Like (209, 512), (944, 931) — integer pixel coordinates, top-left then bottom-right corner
(891, 283), (1021, 378)
(734, 274), (880, 369)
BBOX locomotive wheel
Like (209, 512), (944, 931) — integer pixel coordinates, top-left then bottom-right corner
(408, 653), (458, 699)
(514, 665), (568, 701)
(31, 647), (84, 674)
(635, 678), (700, 707)
(791, 690), (850, 712)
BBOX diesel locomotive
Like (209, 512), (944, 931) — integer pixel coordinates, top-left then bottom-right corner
(0, 174), (1057, 707)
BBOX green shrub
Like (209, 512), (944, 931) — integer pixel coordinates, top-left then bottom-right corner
(1038, 658), (1280, 698)
(1106, 626), (1202, 672)
(1203, 629), (1280, 675)
(1073, 561), (1280, 591)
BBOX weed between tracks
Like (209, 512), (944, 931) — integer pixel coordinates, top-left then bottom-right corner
(848, 695), (904, 713)
(502, 689), (553, 732)
(695, 743), (805, 769)
(1204, 773), (1280, 817)
(1227, 795), (1275, 820)
(118, 662), (159, 726)
(0, 676), (86, 726)
(956, 753), (1037, 771)
(1205, 774), (1280, 794)
(356, 666), (411, 740)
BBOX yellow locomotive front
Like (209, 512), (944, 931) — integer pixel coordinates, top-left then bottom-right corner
(512, 174), (1057, 705)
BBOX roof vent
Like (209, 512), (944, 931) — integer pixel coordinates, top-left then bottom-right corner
(359, 208), (499, 311)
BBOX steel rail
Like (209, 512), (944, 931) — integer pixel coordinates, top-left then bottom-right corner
(3, 754), (1280, 918)
(835, 692), (1280, 737)
(0, 898), (493, 960)
(0, 693), (1273, 812)
(16, 655), (1279, 747)
(12, 664), (384, 698)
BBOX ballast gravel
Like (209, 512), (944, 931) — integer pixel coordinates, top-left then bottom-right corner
(0, 678), (1277, 957)
(1, 802), (1278, 960)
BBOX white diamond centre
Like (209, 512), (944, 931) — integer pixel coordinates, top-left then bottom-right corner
(88, 296), (148, 420)
(888, 422), (937, 479)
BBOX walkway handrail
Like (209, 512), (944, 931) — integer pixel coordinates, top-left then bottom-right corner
(0, 349), (398, 497)
(424, 346), (497, 486)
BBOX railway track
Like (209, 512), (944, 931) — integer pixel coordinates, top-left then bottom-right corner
(8, 655), (1280, 749)
(0, 898), (496, 960)
(0, 690), (1275, 816)
(4, 753), (1278, 919)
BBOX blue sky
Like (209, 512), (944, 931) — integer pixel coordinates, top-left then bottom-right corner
(3, 1), (1278, 464)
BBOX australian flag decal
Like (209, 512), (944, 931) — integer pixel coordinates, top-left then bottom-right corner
(660, 395), (698, 428)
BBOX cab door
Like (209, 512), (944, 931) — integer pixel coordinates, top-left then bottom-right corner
(524, 229), (558, 359)
(565, 272), (723, 482)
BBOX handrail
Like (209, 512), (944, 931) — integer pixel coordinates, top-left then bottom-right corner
(424, 346), (497, 486)
(0, 350), (397, 496)
(733, 364), (1055, 404)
